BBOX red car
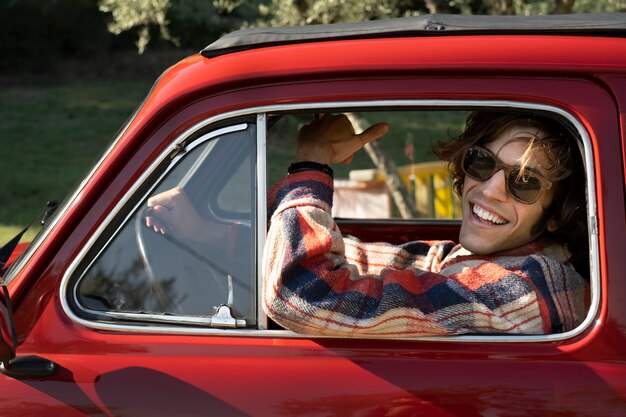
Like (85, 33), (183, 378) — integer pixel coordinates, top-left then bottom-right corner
(1, 13), (625, 416)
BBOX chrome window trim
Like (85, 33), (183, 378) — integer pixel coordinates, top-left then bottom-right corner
(256, 113), (269, 330)
(59, 99), (599, 344)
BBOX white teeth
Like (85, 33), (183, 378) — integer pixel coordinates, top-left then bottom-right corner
(473, 204), (506, 225)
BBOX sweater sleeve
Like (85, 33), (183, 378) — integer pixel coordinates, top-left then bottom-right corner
(262, 171), (587, 337)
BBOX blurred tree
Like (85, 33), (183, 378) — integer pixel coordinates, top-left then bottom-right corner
(97, 0), (265, 53)
(98, 0), (178, 54)
(254, 0), (396, 25)
(252, 0), (623, 25)
(571, 0), (624, 12)
(167, 0), (263, 50)
(96, 0), (624, 52)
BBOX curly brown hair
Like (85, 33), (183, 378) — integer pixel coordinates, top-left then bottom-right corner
(433, 111), (588, 273)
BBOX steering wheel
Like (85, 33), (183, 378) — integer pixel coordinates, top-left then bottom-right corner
(134, 207), (237, 315)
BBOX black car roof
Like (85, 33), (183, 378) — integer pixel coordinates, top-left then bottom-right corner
(202, 13), (626, 58)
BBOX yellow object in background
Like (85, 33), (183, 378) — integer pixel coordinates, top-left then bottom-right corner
(347, 161), (462, 219)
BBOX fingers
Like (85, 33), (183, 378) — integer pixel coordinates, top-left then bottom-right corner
(145, 215), (169, 234)
(145, 205), (175, 234)
(356, 122), (389, 145)
(339, 122), (389, 164)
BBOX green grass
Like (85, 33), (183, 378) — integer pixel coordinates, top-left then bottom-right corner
(0, 77), (156, 245)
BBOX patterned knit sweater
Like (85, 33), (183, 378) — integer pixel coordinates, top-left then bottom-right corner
(263, 171), (587, 337)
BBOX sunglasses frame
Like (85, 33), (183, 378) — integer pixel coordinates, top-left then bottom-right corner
(461, 145), (553, 204)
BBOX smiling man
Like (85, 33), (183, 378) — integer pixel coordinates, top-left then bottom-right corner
(263, 112), (588, 337)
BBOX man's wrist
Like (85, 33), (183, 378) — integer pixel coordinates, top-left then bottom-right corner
(288, 161), (334, 177)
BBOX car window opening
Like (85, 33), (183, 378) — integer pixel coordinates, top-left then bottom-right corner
(68, 106), (593, 340)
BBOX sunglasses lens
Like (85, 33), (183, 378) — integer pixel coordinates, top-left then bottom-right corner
(508, 170), (543, 203)
(463, 147), (496, 181)
(463, 146), (546, 204)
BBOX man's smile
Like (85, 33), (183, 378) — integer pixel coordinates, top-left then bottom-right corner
(471, 203), (508, 225)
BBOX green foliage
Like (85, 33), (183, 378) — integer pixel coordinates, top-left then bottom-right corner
(93, 0), (625, 52)
(255, 0), (624, 25)
(166, 0), (263, 49)
(4, 0), (622, 63)
(573, 0), (624, 12)
(496, 0), (624, 16)
(98, 0), (178, 54)
(256, 0), (396, 26)
(97, 0), (266, 52)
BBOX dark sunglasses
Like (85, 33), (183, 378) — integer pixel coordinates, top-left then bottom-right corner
(461, 146), (552, 204)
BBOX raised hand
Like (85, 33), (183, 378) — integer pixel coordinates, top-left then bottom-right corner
(295, 113), (389, 165)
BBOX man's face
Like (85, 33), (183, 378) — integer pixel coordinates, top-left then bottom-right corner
(459, 126), (555, 254)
